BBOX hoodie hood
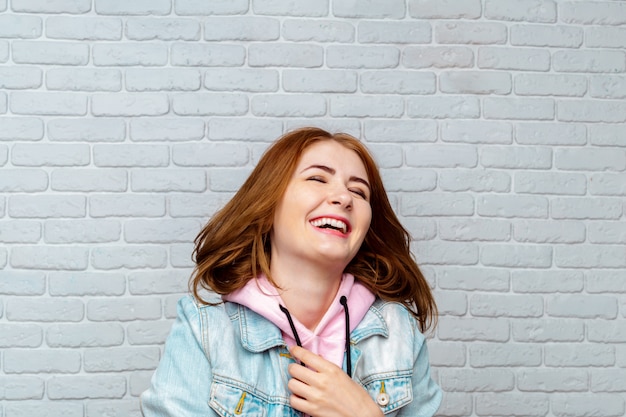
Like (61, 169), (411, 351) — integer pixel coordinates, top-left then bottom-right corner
(224, 273), (375, 369)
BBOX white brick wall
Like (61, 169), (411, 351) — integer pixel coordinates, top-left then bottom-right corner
(0, 1), (625, 416)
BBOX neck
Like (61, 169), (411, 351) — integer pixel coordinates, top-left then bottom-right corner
(270, 257), (344, 331)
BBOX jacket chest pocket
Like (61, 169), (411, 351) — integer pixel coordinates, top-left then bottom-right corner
(362, 375), (413, 415)
(209, 378), (299, 417)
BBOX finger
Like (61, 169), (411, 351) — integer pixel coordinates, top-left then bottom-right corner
(288, 362), (319, 386)
(289, 346), (335, 373)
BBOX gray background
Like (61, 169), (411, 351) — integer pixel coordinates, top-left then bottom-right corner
(1, 0), (625, 416)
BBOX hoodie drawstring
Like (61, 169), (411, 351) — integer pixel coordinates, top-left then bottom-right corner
(279, 297), (352, 378)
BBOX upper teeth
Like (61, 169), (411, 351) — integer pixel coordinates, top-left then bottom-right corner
(311, 218), (348, 234)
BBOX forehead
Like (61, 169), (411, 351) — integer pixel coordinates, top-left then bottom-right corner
(297, 140), (367, 173)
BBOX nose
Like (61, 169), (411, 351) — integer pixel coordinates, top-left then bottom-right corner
(328, 187), (352, 209)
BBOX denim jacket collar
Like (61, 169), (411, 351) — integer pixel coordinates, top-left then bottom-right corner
(230, 299), (389, 353)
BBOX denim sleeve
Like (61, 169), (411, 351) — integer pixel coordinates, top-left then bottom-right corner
(141, 296), (217, 417)
(398, 323), (442, 417)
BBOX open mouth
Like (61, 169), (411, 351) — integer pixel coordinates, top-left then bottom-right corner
(310, 217), (349, 234)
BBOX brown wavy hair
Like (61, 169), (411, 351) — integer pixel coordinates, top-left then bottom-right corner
(190, 127), (437, 332)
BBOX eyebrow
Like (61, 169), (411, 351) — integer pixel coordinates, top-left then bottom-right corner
(301, 164), (371, 191)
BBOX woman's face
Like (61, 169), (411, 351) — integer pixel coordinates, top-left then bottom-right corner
(271, 140), (372, 271)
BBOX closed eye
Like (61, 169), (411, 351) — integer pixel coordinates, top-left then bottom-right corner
(307, 176), (326, 183)
(350, 188), (368, 200)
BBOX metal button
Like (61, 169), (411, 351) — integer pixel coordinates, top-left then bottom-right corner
(377, 392), (390, 406)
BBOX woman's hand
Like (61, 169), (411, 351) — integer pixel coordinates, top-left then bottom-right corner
(287, 346), (385, 417)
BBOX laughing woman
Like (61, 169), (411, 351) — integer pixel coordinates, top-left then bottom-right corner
(141, 127), (441, 417)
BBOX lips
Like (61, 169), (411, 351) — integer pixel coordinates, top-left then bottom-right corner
(310, 216), (351, 234)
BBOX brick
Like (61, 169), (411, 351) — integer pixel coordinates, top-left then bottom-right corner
(333, 0), (403, 17)
(129, 271), (189, 295)
(208, 168), (253, 192)
(481, 244), (552, 268)
(12, 41), (88, 65)
(587, 271), (626, 293)
(557, 148), (626, 171)
(126, 18), (198, 40)
(87, 399), (141, 417)
(330, 95), (401, 118)
(442, 120), (512, 144)
(51, 168), (127, 192)
(408, 96), (480, 119)
(172, 93), (248, 116)
(95, 0), (169, 15)
(327, 45), (400, 68)
(129, 372), (153, 397)
(11, 92), (87, 116)
(402, 218), (437, 240)
(408, 0), (481, 19)
(170, 243), (195, 267)
(89, 195), (165, 217)
(436, 22), (506, 45)
(131, 169), (205, 192)
(92, 93), (169, 116)
(589, 173), (626, 196)
(551, 197), (623, 220)
(46, 16), (121, 40)
(477, 393), (549, 416)
(359, 21), (429, 44)
(93, 43), (167, 66)
(406, 144), (478, 168)
(380, 169), (436, 192)
(124, 219), (202, 243)
(0, 324), (42, 348)
(586, 27), (626, 49)
(0, 376), (44, 400)
(368, 144), (404, 168)
(174, 0), (248, 15)
(0, 219), (41, 243)
(0, 117), (44, 141)
(131, 118), (204, 141)
(47, 323), (124, 347)
(6, 402), (83, 417)
(588, 321), (626, 343)
(513, 319), (584, 342)
(167, 193), (235, 218)
(512, 270), (584, 293)
(0, 14), (41, 38)
(435, 393), (472, 416)
(171, 43), (245, 66)
(558, 100), (626, 123)
(4, 350), (80, 374)
(477, 195), (544, 219)
(9, 195), (85, 219)
(203, 17), (278, 41)
(362, 71), (435, 94)
(552, 395), (626, 417)
(439, 368), (515, 392)
(511, 24), (582, 47)
(589, 124), (626, 147)
(0, 170), (48, 192)
(402, 193), (475, 217)
(518, 369), (587, 392)
(515, 74), (587, 97)
(6, 298), (84, 322)
(125, 68), (201, 92)
(208, 118), (282, 141)
(590, 75), (626, 99)
(479, 47), (550, 71)
(84, 347), (160, 372)
(548, 295), (618, 319)
(48, 376), (126, 399)
(428, 341), (466, 367)
(515, 171), (586, 195)
(403, 46), (473, 69)
(438, 317), (509, 342)
(254, 0), (327, 16)
(592, 370), (626, 392)
(286, 119), (361, 138)
(47, 68), (121, 92)
(283, 20), (353, 43)
(91, 246), (167, 270)
(556, 245), (626, 268)
(249, 44), (323, 68)
(87, 298), (161, 321)
(439, 219), (510, 242)
(12, 144), (90, 167)
(439, 172), (506, 198)
(283, 70), (356, 93)
(0, 271), (45, 294)
(440, 71), (511, 95)
(412, 241), (478, 265)
(484, 0), (556, 23)
(206, 68), (278, 92)
(0, 40), (7, 62)
(546, 344), (615, 367)
(49, 272), (125, 296)
(554, 50), (626, 73)
(560, 1), (626, 25)
(48, 118), (126, 142)
(93, 144), (169, 167)
(128, 320), (173, 345)
(469, 343), (541, 367)
(516, 122), (586, 146)
(481, 146), (552, 169)
(12, 0), (90, 13)
(514, 220), (585, 244)
(44, 219), (121, 243)
(253, 94), (326, 117)
(364, 120), (437, 143)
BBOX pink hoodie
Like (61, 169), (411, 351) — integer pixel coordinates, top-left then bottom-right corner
(224, 273), (375, 369)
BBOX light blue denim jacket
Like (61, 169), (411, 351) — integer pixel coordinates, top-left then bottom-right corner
(141, 294), (442, 416)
